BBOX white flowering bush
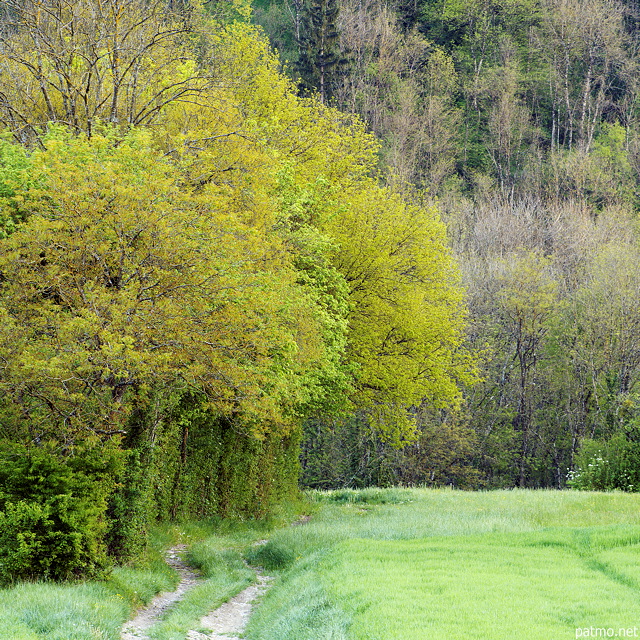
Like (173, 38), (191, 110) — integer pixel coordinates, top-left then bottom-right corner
(568, 434), (640, 491)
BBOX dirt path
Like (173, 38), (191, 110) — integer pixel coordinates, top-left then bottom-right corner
(185, 570), (273, 640)
(120, 543), (273, 640)
(121, 545), (203, 640)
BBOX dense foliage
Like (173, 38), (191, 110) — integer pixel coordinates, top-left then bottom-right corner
(6, 0), (639, 586)
(0, 0), (471, 581)
(254, 0), (640, 489)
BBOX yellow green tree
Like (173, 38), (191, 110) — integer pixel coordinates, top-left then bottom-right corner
(0, 127), (334, 446)
(146, 18), (476, 442)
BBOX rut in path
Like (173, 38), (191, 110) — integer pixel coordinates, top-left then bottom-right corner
(121, 545), (203, 640)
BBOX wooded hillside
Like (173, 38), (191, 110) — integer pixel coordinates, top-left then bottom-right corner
(254, 0), (640, 491)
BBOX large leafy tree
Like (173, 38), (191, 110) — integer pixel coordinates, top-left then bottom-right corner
(0, 127), (331, 446)
(162, 20), (475, 441)
(327, 185), (474, 442)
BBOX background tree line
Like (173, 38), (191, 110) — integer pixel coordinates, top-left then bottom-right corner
(253, 0), (640, 490)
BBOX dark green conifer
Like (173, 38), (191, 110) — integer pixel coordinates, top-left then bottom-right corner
(296, 0), (348, 103)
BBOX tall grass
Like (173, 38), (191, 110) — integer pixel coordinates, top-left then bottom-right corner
(0, 582), (128, 640)
(245, 489), (640, 640)
(0, 525), (183, 640)
(0, 513), (291, 640)
(4, 490), (640, 640)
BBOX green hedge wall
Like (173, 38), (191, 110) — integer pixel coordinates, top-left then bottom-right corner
(0, 397), (302, 580)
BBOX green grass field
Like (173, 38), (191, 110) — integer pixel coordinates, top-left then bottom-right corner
(3, 489), (640, 640)
(245, 489), (640, 640)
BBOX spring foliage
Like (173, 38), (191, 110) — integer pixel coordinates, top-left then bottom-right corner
(0, 0), (472, 580)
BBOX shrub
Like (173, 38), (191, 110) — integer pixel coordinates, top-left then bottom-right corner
(568, 434), (640, 492)
(0, 499), (92, 584)
(0, 442), (123, 584)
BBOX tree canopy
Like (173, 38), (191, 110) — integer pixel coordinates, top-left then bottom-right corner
(0, 0), (474, 578)
(0, 4), (472, 446)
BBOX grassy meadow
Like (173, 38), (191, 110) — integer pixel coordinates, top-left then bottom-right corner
(245, 489), (640, 640)
(2, 489), (640, 639)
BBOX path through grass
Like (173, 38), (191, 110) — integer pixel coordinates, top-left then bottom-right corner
(3, 490), (640, 640)
(0, 518), (276, 640)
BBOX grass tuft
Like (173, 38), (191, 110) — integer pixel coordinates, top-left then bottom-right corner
(246, 540), (296, 571)
(309, 487), (413, 505)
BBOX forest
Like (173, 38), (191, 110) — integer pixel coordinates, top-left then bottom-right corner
(0, 0), (638, 584)
(254, 0), (640, 493)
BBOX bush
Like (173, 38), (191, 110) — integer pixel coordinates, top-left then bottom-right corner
(0, 442), (123, 584)
(568, 434), (640, 492)
(0, 499), (96, 584)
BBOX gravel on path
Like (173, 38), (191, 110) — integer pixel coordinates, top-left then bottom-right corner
(120, 545), (203, 640)
(185, 571), (272, 640)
